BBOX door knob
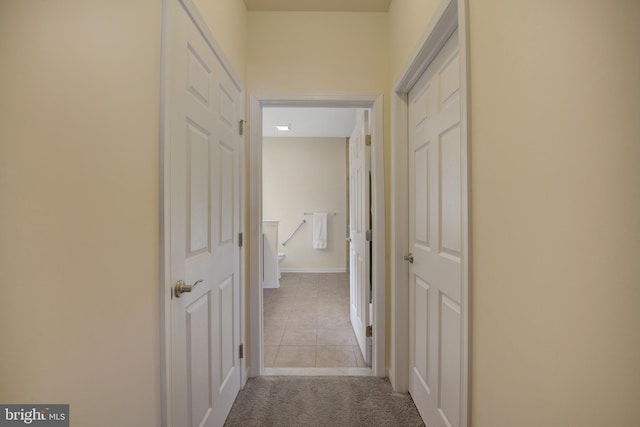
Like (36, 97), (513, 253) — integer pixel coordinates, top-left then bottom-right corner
(403, 253), (414, 264)
(174, 279), (203, 298)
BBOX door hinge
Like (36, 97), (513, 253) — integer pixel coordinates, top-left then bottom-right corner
(366, 325), (373, 337)
(365, 134), (372, 146)
(239, 344), (244, 359)
(238, 232), (243, 247)
(239, 119), (246, 136)
(365, 229), (372, 242)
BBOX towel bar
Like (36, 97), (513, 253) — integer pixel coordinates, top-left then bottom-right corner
(303, 212), (337, 216)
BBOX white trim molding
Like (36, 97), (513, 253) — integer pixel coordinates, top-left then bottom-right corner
(280, 268), (348, 274)
(249, 93), (386, 378)
(390, 0), (471, 426)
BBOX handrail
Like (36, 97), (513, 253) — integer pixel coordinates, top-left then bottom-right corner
(303, 212), (337, 216)
(282, 219), (306, 246)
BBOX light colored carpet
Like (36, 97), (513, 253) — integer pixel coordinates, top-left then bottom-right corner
(224, 376), (425, 426)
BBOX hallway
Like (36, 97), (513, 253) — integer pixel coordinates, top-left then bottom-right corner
(3, 1), (639, 426)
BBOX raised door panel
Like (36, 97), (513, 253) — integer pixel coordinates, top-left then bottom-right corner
(413, 276), (430, 388)
(217, 141), (234, 247)
(439, 295), (461, 427)
(217, 275), (235, 387)
(186, 294), (213, 427)
(413, 142), (430, 249)
(439, 126), (461, 259)
(187, 123), (211, 256)
(187, 45), (212, 109)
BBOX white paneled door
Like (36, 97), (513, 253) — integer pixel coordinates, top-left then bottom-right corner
(169, 3), (241, 427)
(408, 30), (463, 427)
(349, 110), (371, 365)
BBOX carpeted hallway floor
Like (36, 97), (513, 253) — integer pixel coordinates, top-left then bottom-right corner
(224, 376), (425, 426)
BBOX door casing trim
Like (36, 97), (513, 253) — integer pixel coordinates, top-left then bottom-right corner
(248, 93), (386, 378)
(390, 0), (471, 425)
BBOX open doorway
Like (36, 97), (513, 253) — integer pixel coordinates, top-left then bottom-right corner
(261, 106), (366, 372)
(248, 94), (386, 378)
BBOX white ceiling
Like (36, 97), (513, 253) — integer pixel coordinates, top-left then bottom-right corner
(263, 107), (356, 138)
(244, 0), (391, 12)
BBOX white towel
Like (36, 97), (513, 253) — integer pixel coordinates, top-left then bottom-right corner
(312, 212), (328, 249)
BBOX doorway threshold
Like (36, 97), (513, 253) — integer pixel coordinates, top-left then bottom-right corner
(263, 367), (373, 376)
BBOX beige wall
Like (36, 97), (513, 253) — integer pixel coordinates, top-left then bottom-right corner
(390, 0), (640, 425)
(263, 137), (347, 271)
(247, 12), (388, 94)
(388, 0), (440, 82)
(0, 1), (249, 426)
(469, 1), (640, 425)
(0, 1), (162, 426)
(192, 0), (247, 78)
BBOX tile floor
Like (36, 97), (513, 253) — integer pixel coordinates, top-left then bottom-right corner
(263, 272), (368, 368)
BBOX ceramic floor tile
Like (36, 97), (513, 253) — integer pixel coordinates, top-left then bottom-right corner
(317, 295), (344, 304)
(316, 346), (357, 368)
(290, 302), (318, 316)
(262, 289), (278, 300)
(263, 272), (364, 369)
(286, 313), (317, 330)
(317, 306), (345, 318)
(317, 314), (351, 329)
(281, 329), (317, 346)
(264, 345), (279, 368)
(264, 316), (288, 330)
(317, 328), (353, 346)
(353, 345), (368, 368)
(264, 327), (285, 346)
(274, 346), (316, 368)
(296, 283), (319, 292)
(294, 295), (320, 304)
(271, 287), (302, 298)
(264, 297), (293, 310)
(349, 328), (359, 345)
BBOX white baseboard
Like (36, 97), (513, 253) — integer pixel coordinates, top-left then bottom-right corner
(280, 268), (347, 273)
(262, 281), (279, 289)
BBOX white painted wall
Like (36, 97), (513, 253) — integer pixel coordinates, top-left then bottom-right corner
(263, 137), (347, 272)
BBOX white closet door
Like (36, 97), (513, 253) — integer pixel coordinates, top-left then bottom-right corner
(408, 30), (463, 427)
(170, 3), (242, 426)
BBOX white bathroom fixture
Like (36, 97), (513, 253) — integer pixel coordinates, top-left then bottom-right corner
(277, 252), (286, 279)
(262, 220), (280, 288)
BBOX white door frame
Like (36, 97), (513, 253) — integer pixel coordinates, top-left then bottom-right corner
(248, 93), (386, 377)
(390, 0), (470, 424)
(159, 0), (246, 425)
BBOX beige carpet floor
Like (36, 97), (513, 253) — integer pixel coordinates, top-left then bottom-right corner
(224, 376), (425, 426)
